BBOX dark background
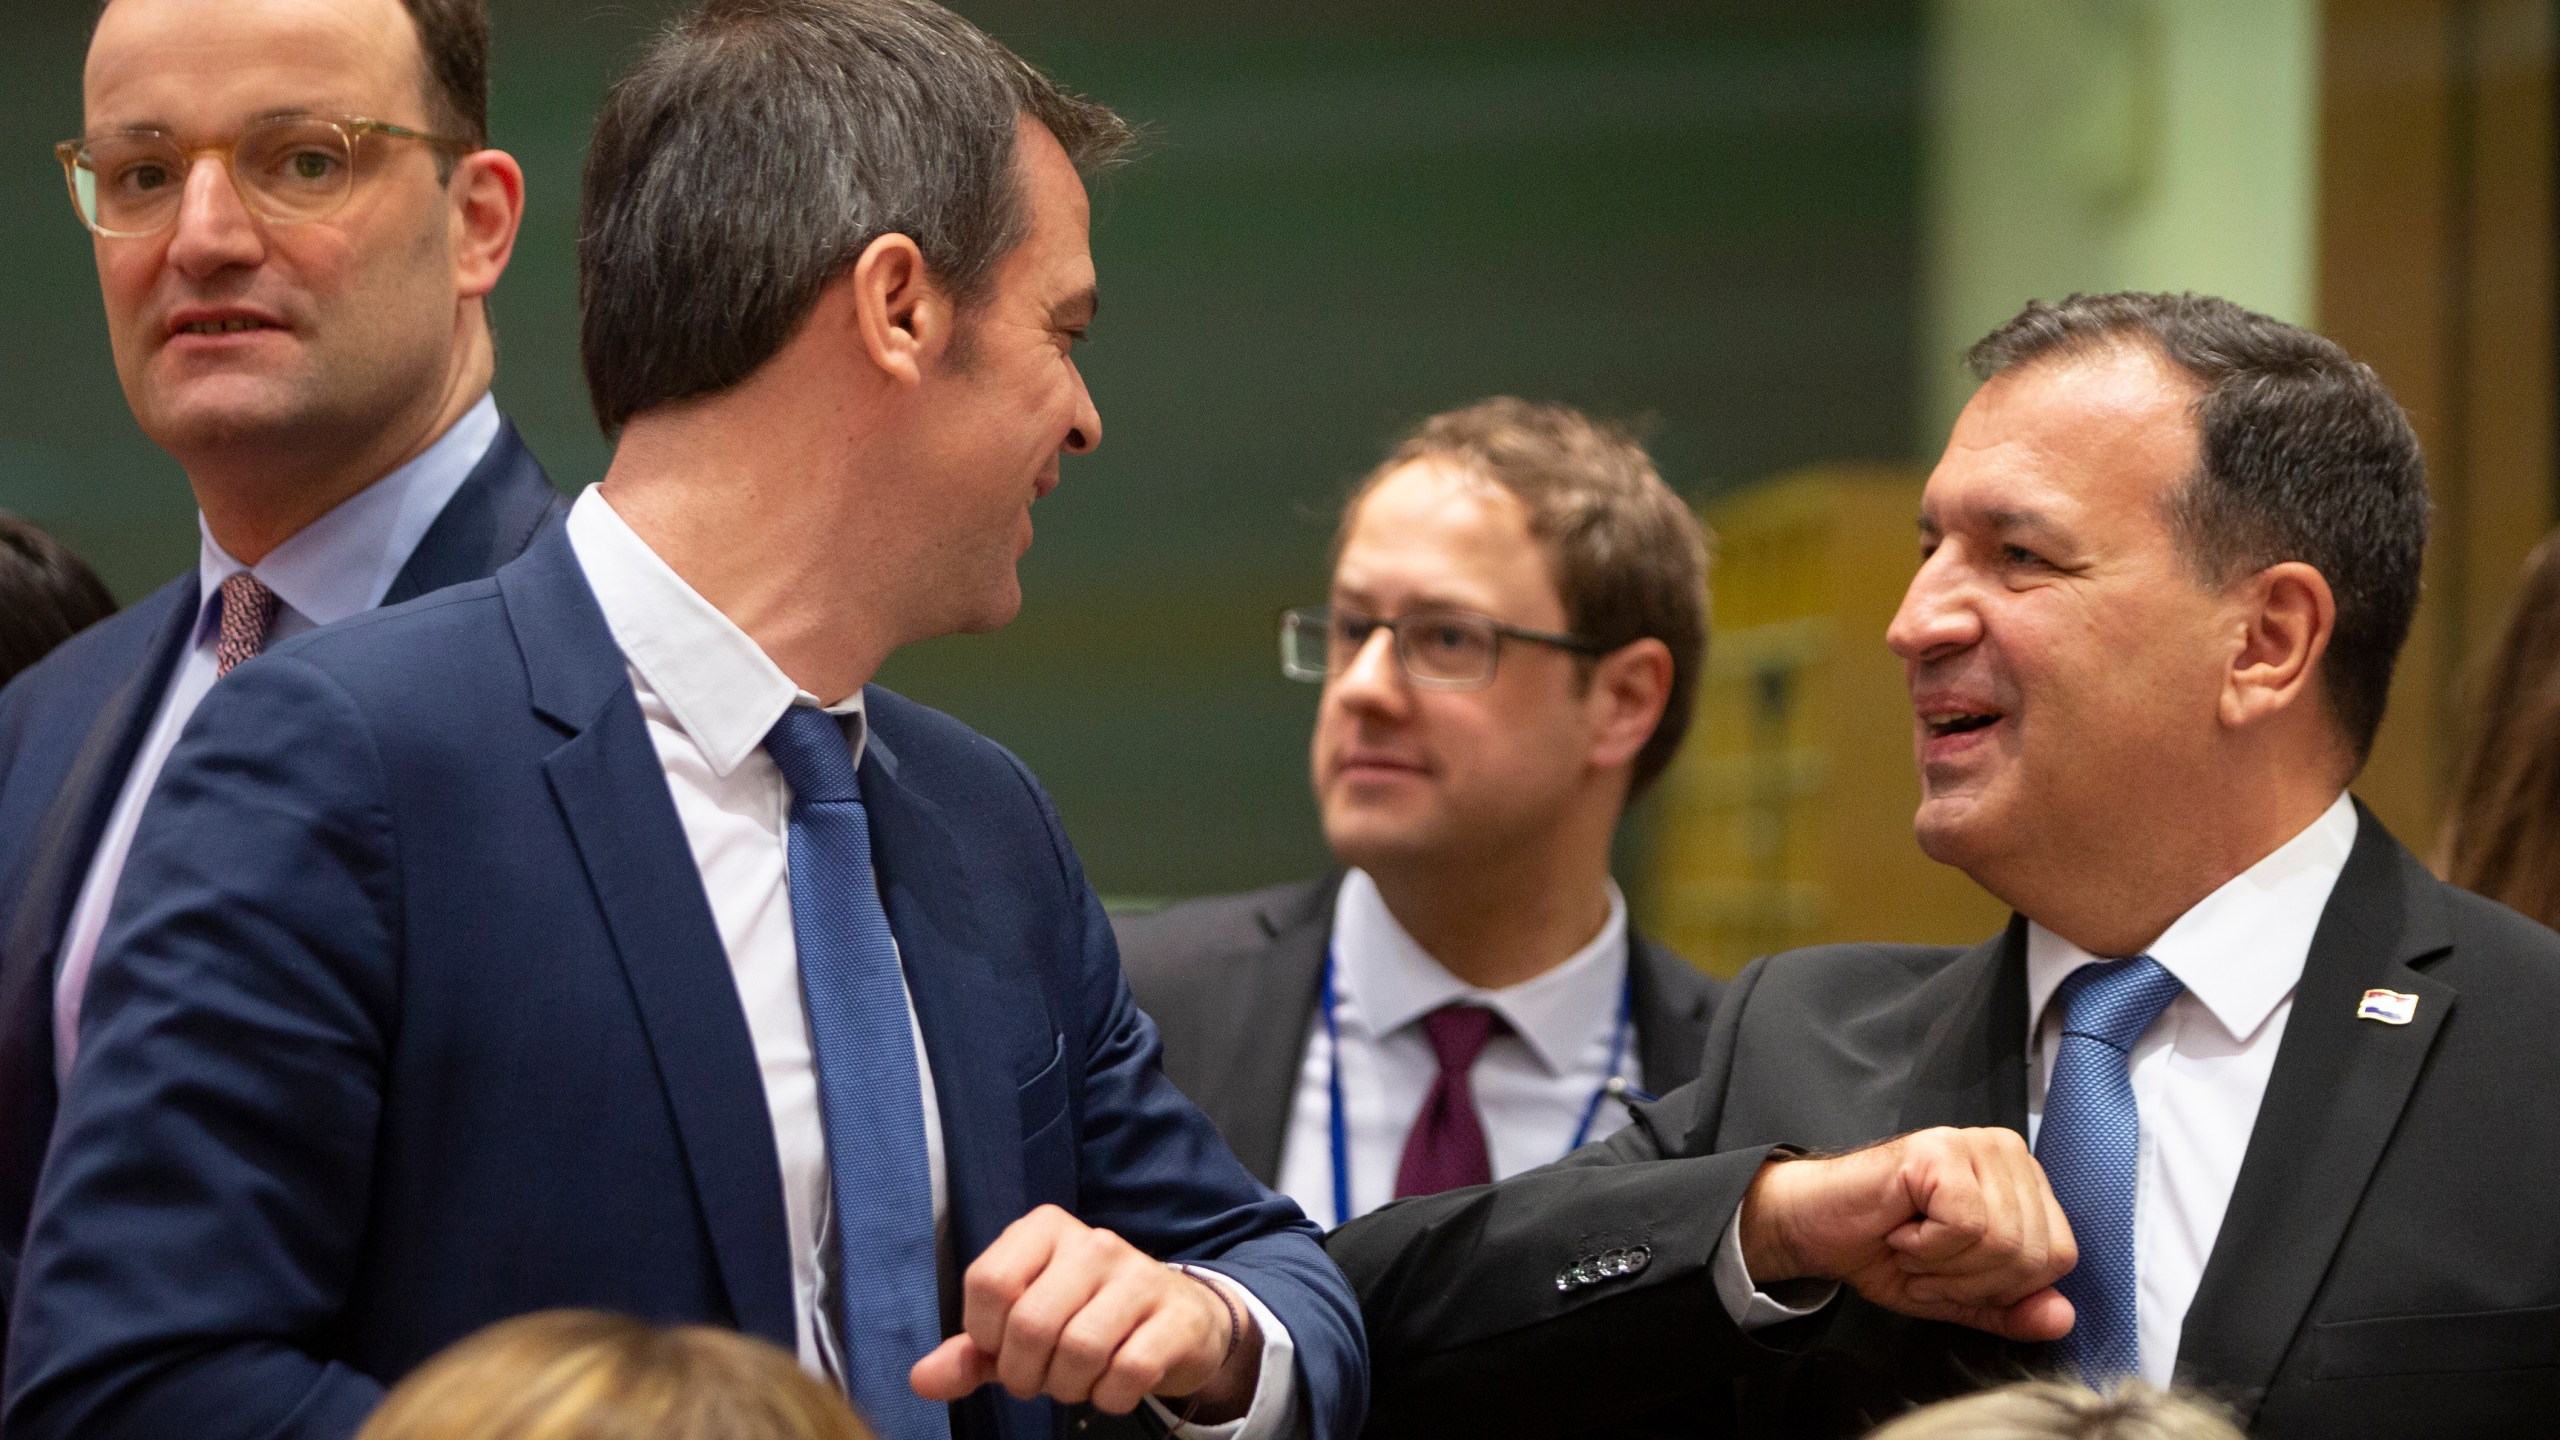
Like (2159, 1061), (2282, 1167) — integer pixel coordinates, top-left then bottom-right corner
(0, 0), (1922, 901)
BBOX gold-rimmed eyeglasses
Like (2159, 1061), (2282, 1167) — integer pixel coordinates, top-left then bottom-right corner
(54, 114), (472, 239)
(1280, 604), (1609, 691)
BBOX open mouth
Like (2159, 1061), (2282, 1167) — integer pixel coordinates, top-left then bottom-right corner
(1923, 710), (2002, 739)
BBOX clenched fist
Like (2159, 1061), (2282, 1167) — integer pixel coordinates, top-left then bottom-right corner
(910, 1205), (1262, 1421)
(1738, 1126), (2077, 1342)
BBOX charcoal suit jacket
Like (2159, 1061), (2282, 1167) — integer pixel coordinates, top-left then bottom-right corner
(1327, 807), (2560, 1439)
(1115, 875), (1721, 1187)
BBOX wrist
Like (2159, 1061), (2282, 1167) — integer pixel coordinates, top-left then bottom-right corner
(1739, 1152), (1813, 1283)
(1166, 1264), (1256, 1425)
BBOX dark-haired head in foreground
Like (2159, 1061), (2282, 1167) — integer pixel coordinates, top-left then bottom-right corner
(0, 517), (116, 689)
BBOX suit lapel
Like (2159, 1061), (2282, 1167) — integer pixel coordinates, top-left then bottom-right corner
(2176, 808), (2455, 1419)
(1628, 931), (1714, 1093)
(383, 416), (564, 606)
(1896, 916), (2032, 1137)
(1221, 877), (1334, 1186)
(854, 718), (1035, 1268)
(504, 535), (796, 1349)
(0, 581), (195, 1241)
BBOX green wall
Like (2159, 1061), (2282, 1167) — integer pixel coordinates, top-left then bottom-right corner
(2, 0), (1921, 901)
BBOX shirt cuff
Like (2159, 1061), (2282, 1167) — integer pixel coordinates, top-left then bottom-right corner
(1143, 1267), (1301, 1440)
(1712, 1206), (1839, 1331)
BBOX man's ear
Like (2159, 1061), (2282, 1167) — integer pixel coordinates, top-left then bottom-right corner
(2222, 560), (2335, 731)
(846, 232), (952, 385)
(1586, 637), (1673, 773)
(448, 149), (524, 301)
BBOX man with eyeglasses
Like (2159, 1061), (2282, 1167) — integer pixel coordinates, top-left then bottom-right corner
(1116, 397), (1722, 1229)
(0, 0), (554, 1348)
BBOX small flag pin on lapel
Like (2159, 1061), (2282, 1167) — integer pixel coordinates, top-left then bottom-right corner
(2357, 988), (2419, 1025)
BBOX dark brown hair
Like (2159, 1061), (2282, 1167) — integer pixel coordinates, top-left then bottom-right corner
(1967, 291), (2428, 767)
(0, 515), (117, 689)
(1339, 397), (1712, 798)
(2441, 529), (2560, 927)
(578, 0), (1133, 432)
(402, 0), (490, 151)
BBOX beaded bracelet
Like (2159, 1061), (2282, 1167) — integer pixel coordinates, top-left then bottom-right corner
(1165, 1262), (1243, 1427)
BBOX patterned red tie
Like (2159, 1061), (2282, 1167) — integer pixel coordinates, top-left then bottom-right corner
(1394, 1003), (1508, 1198)
(214, 572), (279, 677)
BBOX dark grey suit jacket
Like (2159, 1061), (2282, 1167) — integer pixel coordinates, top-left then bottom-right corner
(1113, 873), (1722, 1186)
(1326, 806), (2560, 1439)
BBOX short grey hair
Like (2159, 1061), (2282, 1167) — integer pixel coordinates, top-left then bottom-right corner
(578, 0), (1133, 432)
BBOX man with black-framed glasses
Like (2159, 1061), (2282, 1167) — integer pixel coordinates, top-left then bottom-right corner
(0, 0), (557, 1351)
(1118, 397), (1723, 1228)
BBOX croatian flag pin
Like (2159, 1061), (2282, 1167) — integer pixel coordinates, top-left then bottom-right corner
(2356, 988), (2419, 1025)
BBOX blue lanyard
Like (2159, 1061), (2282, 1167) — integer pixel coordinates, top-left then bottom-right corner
(1319, 947), (1653, 1228)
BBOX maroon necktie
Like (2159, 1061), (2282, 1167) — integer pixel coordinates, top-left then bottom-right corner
(214, 572), (279, 677)
(1394, 1003), (1508, 1198)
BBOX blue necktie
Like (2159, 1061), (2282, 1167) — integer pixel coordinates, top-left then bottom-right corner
(2035, 955), (2183, 1385)
(763, 705), (948, 1440)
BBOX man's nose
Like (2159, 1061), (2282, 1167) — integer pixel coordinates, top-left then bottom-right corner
(1328, 626), (1408, 714)
(164, 156), (265, 281)
(1062, 369), (1101, 455)
(1886, 553), (1982, 663)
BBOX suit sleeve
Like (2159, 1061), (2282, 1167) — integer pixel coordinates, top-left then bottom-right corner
(1002, 755), (1366, 1440)
(1322, 957), (1831, 1436)
(4, 655), (396, 1440)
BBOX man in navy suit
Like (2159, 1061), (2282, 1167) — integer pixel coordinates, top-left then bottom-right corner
(5, 3), (1363, 1439)
(0, 0), (557, 1340)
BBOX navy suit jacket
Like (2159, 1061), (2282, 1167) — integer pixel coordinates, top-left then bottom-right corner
(3, 526), (1366, 1440)
(0, 417), (561, 1334)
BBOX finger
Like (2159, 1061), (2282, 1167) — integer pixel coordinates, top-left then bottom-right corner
(1090, 1304), (1211, 1417)
(962, 1205), (1072, 1356)
(1890, 1137), (1989, 1269)
(994, 1224), (1118, 1400)
(2000, 1287), (2076, 1343)
(910, 1335), (998, 1402)
(1040, 1265), (1163, 1406)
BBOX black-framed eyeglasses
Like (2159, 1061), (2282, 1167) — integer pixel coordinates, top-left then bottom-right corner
(54, 114), (473, 239)
(1280, 604), (1608, 692)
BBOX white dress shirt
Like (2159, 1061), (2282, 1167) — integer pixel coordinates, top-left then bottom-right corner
(1715, 793), (2358, 1385)
(54, 393), (501, 1078)
(1275, 868), (1642, 1227)
(563, 488), (1295, 1437)
(2022, 791), (2355, 1386)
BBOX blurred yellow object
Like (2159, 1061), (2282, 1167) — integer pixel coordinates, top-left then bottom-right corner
(1643, 465), (2009, 978)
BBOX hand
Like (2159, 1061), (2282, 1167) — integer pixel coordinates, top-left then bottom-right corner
(1737, 1127), (2076, 1342)
(909, 1205), (1262, 1421)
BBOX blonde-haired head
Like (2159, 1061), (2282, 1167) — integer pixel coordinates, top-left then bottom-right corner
(356, 1310), (877, 1440)
(1866, 1379), (2244, 1440)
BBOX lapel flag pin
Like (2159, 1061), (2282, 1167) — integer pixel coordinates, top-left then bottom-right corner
(2357, 988), (2419, 1025)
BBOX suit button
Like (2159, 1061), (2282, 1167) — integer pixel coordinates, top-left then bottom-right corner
(1625, 1244), (1651, 1275)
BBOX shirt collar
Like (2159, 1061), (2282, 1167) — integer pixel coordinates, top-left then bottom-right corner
(1328, 867), (1630, 1075)
(194, 391), (501, 632)
(2025, 792), (2358, 1046)
(563, 486), (865, 776)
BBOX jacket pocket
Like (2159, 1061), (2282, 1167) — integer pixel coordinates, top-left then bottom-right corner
(2314, 1303), (2560, 1379)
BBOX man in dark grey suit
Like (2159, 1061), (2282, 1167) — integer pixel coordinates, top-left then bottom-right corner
(1120, 399), (1719, 1228)
(1330, 294), (2560, 1438)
